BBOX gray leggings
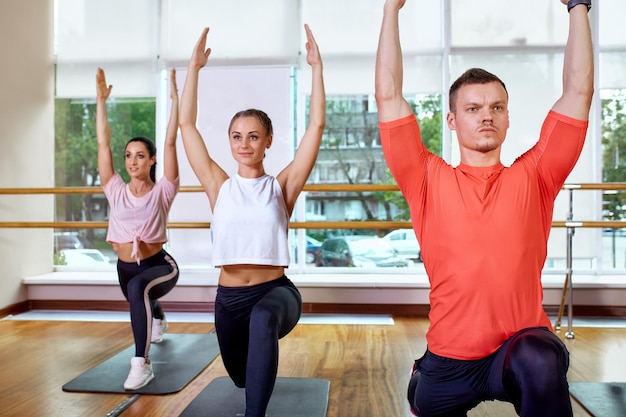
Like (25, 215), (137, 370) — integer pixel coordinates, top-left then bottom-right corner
(117, 250), (179, 358)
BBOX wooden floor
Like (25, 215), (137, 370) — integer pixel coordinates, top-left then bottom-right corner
(0, 315), (624, 417)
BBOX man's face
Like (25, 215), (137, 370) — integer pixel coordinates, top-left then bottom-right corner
(447, 81), (510, 157)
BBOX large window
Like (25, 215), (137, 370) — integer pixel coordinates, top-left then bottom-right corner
(52, 1), (626, 279)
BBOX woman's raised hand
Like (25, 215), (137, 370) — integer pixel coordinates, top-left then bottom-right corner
(190, 27), (212, 70)
(304, 24), (322, 68)
(96, 67), (112, 100)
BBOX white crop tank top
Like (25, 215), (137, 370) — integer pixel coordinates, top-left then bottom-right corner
(210, 174), (290, 267)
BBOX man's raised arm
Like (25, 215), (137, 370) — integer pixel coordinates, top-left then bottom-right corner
(374, 0), (413, 123)
(552, 0), (594, 120)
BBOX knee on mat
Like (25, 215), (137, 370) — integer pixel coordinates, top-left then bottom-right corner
(232, 376), (246, 389)
(223, 359), (247, 388)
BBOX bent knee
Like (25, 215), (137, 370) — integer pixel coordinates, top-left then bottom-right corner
(250, 304), (280, 329)
(506, 330), (569, 379)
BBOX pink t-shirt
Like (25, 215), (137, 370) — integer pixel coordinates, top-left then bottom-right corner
(103, 173), (179, 263)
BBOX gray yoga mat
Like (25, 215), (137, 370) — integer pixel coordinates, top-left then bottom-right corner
(62, 332), (219, 395)
(569, 381), (626, 417)
(180, 376), (331, 417)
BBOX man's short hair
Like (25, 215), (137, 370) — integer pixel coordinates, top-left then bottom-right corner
(449, 68), (508, 113)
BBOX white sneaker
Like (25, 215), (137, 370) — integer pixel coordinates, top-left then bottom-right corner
(124, 357), (154, 390)
(151, 317), (168, 343)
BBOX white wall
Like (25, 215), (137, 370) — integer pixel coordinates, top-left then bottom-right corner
(0, 0), (55, 310)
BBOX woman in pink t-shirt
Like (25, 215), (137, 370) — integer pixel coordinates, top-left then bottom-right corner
(96, 67), (180, 390)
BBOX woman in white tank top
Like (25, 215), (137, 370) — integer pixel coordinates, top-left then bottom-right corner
(179, 24), (326, 417)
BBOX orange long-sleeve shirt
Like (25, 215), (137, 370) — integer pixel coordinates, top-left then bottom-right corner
(380, 111), (587, 359)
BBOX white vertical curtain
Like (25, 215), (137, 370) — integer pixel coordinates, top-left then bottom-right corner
(54, 0), (445, 97)
(55, 0), (158, 97)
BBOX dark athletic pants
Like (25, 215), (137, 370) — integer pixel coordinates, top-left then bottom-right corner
(408, 327), (573, 417)
(117, 250), (179, 358)
(215, 275), (302, 417)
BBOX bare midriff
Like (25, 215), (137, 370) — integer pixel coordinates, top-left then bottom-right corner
(219, 264), (285, 287)
(113, 241), (164, 263)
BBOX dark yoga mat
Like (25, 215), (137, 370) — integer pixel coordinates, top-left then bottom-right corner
(569, 381), (626, 417)
(180, 376), (330, 417)
(62, 332), (220, 395)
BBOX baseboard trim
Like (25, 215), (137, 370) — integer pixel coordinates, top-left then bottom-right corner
(0, 300), (30, 318)
(19, 300), (626, 317)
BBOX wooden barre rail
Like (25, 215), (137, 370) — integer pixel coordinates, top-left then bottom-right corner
(0, 184), (401, 195)
(2, 183), (626, 230)
(2, 182), (626, 195)
(0, 221), (411, 229)
(1, 220), (626, 230)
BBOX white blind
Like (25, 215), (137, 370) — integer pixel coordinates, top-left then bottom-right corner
(299, 0), (443, 95)
(55, 0), (158, 97)
(451, 0), (568, 47)
(54, 0), (444, 97)
(56, 0), (624, 97)
(599, 0), (626, 47)
(55, 0), (300, 97)
(160, 0), (300, 66)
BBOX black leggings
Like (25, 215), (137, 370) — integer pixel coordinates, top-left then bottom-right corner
(215, 275), (302, 417)
(117, 250), (179, 358)
(408, 326), (572, 417)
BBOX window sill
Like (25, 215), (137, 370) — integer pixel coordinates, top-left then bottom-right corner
(24, 268), (626, 289)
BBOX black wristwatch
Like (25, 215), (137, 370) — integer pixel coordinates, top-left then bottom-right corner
(567, 0), (591, 12)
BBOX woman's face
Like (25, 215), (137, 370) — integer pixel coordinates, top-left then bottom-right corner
(229, 116), (272, 167)
(125, 141), (155, 180)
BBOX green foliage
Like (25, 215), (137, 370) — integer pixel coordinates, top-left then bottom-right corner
(53, 252), (67, 266)
(307, 231), (326, 242)
(601, 90), (626, 220)
(411, 94), (443, 157)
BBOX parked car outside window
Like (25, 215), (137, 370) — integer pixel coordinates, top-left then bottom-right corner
(293, 235), (323, 264)
(382, 229), (422, 262)
(306, 236), (322, 264)
(315, 235), (408, 268)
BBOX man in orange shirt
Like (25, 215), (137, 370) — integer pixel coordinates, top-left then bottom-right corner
(375, 0), (593, 416)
